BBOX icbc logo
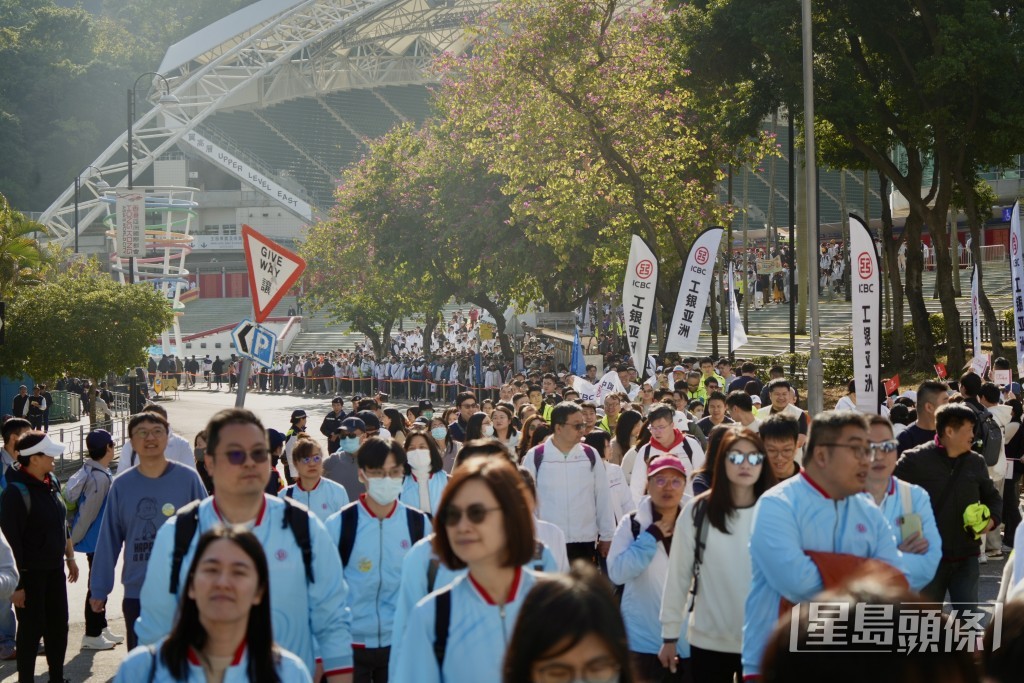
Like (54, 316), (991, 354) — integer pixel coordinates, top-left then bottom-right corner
(636, 260), (654, 279)
(695, 247), (710, 265)
(1013, 233), (1019, 256)
(858, 252), (873, 279)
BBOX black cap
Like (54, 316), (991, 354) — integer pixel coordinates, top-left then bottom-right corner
(419, 400), (434, 410)
(290, 409), (307, 421)
(356, 410), (381, 431)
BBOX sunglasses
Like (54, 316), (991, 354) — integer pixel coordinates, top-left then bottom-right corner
(441, 503), (501, 527)
(869, 440), (899, 455)
(223, 448), (270, 465)
(300, 455), (322, 465)
(725, 452), (765, 466)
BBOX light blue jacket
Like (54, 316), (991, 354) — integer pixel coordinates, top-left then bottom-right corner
(135, 495), (354, 676)
(399, 471), (448, 516)
(325, 497), (430, 648)
(742, 472), (906, 678)
(114, 641), (310, 682)
(862, 476), (941, 591)
(392, 568), (538, 683)
(282, 477), (350, 522)
(389, 534), (557, 673)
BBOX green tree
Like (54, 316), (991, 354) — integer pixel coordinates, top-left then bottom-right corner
(673, 0), (1024, 372)
(0, 260), (172, 421)
(0, 192), (49, 299)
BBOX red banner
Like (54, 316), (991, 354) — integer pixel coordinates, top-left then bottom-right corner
(934, 363), (947, 379)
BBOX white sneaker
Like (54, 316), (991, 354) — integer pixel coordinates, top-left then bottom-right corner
(101, 628), (124, 644)
(979, 553), (989, 564)
(81, 635), (115, 651)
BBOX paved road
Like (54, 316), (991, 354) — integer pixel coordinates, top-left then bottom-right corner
(0, 388), (1013, 680)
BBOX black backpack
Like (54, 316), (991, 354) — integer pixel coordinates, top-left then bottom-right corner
(967, 403), (1003, 467)
(169, 498), (314, 594)
(337, 501), (426, 567)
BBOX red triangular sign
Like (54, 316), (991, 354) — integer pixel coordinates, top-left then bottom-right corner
(242, 224), (306, 323)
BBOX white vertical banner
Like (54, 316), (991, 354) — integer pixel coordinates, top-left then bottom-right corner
(972, 265), (982, 361)
(116, 192), (146, 258)
(583, 298), (592, 333)
(850, 214), (881, 414)
(664, 227), (725, 352)
(1011, 201), (1024, 377)
(728, 263), (748, 350)
(623, 235), (658, 377)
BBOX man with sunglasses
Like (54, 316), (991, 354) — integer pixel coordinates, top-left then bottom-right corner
(137, 408), (355, 682)
(525, 402), (616, 564)
(742, 410), (906, 680)
(88, 411), (207, 649)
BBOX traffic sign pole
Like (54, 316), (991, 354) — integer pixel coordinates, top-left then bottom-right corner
(235, 357), (251, 408)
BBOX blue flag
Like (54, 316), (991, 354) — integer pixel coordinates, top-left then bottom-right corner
(571, 327), (586, 376)
(474, 352), (483, 388)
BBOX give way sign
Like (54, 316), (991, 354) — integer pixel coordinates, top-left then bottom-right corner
(242, 224), (306, 323)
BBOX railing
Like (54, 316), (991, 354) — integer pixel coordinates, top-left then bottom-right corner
(922, 244), (1006, 269)
(961, 319), (1014, 348)
(48, 417), (130, 478)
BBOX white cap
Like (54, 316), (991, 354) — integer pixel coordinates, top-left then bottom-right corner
(19, 434), (66, 457)
(899, 390), (918, 404)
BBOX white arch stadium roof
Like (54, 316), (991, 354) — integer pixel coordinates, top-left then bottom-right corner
(39, 0), (495, 246)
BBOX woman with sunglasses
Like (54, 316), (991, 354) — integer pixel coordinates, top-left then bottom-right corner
(659, 428), (775, 683)
(115, 526), (311, 682)
(392, 455), (539, 683)
(862, 415), (941, 591)
(280, 437), (350, 522)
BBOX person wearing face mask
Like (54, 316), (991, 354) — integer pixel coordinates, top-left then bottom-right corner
(324, 417), (369, 498)
(429, 418), (460, 474)
(326, 438), (430, 683)
(465, 412), (496, 442)
(400, 431), (450, 516)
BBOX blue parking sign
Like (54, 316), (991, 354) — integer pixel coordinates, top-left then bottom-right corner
(251, 326), (277, 368)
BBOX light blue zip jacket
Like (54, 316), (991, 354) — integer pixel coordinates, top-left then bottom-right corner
(114, 641), (310, 682)
(389, 534), (557, 673)
(392, 568), (538, 683)
(135, 495), (354, 676)
(282, 477), (350, 522)
(742, 472), (905, 678)
(325, 496), (430, 648)
(399, 471), (449, 516)
(862, 476), (941, 591)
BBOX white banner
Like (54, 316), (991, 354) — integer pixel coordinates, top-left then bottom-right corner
(623, 235), (658, 377)
(595, 369), (627, 404)
(850, 214), (881, 415)
(1011, 201), (1024, 376)
(972, 265), (982, 360)
(728, 263), (748, 350)
(664, 227), (724, 352)
(115, 192), (146, 258)
(571, 376), (598, 402)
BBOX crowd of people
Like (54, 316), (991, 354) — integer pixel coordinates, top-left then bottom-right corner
(3, 351), (1024, 682)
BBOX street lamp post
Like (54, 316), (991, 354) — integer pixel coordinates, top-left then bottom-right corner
(126, 72), (178, 284)
(801, 0), (823, 414)
(73, 166), (109, 255)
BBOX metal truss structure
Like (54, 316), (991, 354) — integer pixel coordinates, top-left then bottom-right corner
(39, 0), (495, 247)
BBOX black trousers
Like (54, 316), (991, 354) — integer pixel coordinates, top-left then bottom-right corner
(353, 646), (390, 683)
(15, 568), (68, 683)
(1003, 477), (1022, 548)
(690, 644), (741, 683)
(566, 542), (598, 565)
(85, 554), (107, 637)
(630, 651), (690, 683)
(123, 597), (141, 650)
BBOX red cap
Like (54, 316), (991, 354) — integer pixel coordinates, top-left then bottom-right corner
(647, 455), (687, 479)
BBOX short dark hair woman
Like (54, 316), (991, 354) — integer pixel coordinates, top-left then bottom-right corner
(503, 562), (634, 683)
(114, 526), (310, 682)
(392, 456), (539, 683)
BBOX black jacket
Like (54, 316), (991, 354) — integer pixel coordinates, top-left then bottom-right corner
(0, 468), (69, 580)
(320, 410), (347, 440)
(894, 441), (1003, 560)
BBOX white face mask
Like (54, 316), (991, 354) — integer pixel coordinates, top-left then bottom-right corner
(482, 425), (495, 437)
(366, 476), (404, 506)
(407, 448), (432, 473)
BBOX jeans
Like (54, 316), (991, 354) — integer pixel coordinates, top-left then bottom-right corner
(922, 557), (980, 609)
(0, 596), (15, 649)
(15, 568), (68, 683)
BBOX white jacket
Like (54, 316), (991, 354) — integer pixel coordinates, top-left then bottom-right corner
(524, 437), (616, 544)
(627, 433), (705, 502)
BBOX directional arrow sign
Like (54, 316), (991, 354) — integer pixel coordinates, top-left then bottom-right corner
(232, 319), (255, 356)
(242, 225), (306, 323)
(231, 319), (277, 368)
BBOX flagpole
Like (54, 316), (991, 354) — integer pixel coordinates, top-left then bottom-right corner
(802, 0), (823, 414)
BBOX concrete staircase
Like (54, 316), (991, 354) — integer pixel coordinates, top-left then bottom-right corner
(178, 296), (299, 335)
(287, 302), (471, 354)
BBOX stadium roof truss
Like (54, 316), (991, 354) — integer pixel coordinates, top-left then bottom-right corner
(39, 0), (493, 247)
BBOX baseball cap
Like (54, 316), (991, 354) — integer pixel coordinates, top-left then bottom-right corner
(672, 365), (685, 373)
(267, 428), (287, 452)
(19, 434), (66, 457)
(647, 455), (687, 479)
(339, 417), (366, 434)
(898, 390), (917, 404)
(290, 409), (307, 421)
(85, 429), (114, 454)
(419, 400), (434, 410)
(357, 411), (381, 432)
(352, 393), (365, 402)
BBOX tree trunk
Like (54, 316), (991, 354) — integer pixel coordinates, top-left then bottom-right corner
(902, 212), (936, 370)
(89, 383), (98, 427)
(928, 206), (965, 374)
(955, 172), (1005, 360)
(422, 310), (441, 359)
(473, 296), (515, 360)
(878, 174), (904, 371)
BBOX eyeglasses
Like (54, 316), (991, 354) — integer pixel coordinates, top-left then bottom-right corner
(819, 443), (875, 461)
(652, 476), (684, 489)
(132, 428), (167, 440)
(560, 422), (586, 431)
(363, 467), (405, 480)
(461, 402), (479, 410)
(223, 448), (270, 465)
(442, 503), (502, 526)
(726, 451), (766, 466)
(533, 659), (622, 683)
(300, 455), (322, 465)
(869, 440), (899, 456)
